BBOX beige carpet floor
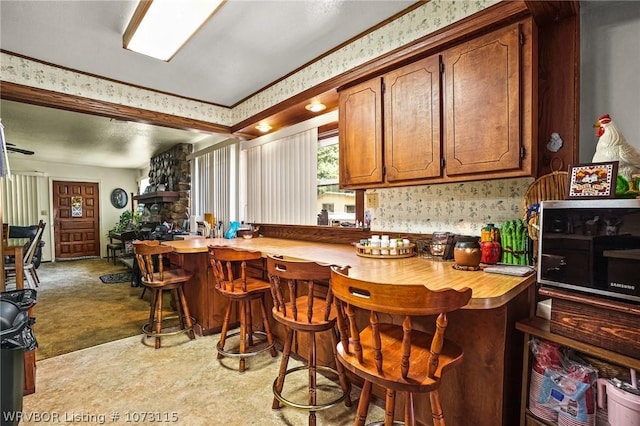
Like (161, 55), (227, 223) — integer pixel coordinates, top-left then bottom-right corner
(30, 259), (171, 360)
(22, 333), (384, 426)
(19, 259), (384, 425)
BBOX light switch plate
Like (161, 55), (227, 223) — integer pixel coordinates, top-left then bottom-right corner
(366, 193), (379, 208)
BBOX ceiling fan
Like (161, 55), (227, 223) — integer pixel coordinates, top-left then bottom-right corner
(5, 142), (34, 155)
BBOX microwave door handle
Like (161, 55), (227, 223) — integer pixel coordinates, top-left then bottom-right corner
(541, 254), (567, 273)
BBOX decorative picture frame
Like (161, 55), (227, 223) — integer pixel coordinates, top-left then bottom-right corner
(567, 161), (618, 199)
(71, 196), (83, 217)
(110, 188), (128, 209)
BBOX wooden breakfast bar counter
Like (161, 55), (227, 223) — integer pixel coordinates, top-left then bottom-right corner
(163, 236), (536, 426)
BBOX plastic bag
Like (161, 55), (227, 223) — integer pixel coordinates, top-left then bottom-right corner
(224, 221), (240, 239)
(529, 338), (598, 424)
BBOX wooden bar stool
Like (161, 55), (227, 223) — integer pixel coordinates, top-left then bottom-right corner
(208, 246), (277, 372)
(133, 240), (196, 349)
(267, 255), (352, 426)
(330, 266), (472, 426)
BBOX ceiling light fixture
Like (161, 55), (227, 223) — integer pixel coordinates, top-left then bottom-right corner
(305, 101), (327, 113)
(256, 123), (272, 133)
(123, 0), (226, 61)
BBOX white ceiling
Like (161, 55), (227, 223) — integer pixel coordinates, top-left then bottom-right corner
(0, 0), (415, 169)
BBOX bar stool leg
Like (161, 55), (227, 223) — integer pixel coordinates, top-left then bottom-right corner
(177, 287), (195, 340)
(355, 380), (372, 426)
(384, 389), (396, 425)
(430, 391), (445, 426)
(308, 331), (317, 426)
(259, 297), (278, 357)
(154, 288), (163, 349)
(272, 328), (295, 409)
(217, 302), (233, 359)
(330, 328), (352, 407)
(405, 392), (415, 425)
(239, 300), (248, 372)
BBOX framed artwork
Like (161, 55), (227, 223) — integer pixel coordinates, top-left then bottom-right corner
(71, 196), (83, 217)
(110, 188), (128, 209)
(567, 161), (618, 199)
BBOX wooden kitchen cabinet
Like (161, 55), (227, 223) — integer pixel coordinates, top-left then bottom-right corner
(339, 76), (384, 187)
(443, 22), (528, 177)
(339, 55), (441, 188)
(339, 18), (537, 189)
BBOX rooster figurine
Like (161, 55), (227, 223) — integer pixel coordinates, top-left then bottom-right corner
(592, 114), (640, 180)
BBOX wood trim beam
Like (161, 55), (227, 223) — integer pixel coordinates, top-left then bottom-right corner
(0, 81), (232, 135)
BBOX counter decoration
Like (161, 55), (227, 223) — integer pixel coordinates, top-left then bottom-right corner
(480, 223), (501, 264)
(452, 240), (482, 271)
(355, 235), (415, 258)
(500, 219), (530, 265)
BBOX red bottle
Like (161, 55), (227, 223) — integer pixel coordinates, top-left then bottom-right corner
(480, 241), (501, 264)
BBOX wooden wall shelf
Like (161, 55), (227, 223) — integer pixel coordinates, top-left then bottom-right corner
(133, 191), (180, 204)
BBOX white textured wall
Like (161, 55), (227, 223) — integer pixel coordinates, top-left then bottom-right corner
(580, 1), (640, 162)
(6, 158), (138, 261)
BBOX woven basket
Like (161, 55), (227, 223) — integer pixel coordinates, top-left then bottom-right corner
(522, 171), (569, 240)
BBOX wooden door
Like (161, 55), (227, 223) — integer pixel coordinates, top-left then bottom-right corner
(338, 77), (384, 188)
(384, 55), (442, 183)
(443, 22), (522, 176)
(53, 180), (100, 259)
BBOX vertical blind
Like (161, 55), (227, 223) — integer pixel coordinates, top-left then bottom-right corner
(191, 143), (237, 228)
(244, 128), (317, 225)
(1, 173), (40, 226)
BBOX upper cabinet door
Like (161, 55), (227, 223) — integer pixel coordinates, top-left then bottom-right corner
(384, 55), (442, 182)
(444, 23), (522, 176)
(339, 78), (384, 187)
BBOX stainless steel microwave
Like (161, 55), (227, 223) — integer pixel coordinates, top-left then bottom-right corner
(538, 199), (640, 304)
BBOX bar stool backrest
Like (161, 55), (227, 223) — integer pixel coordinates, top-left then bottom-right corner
(208, 246), (263, 295)
(266, 255), (334, 324)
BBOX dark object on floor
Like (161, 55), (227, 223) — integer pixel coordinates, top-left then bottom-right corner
(8, 223), (46, 268)
(1, 290), (38, 425)
(99, 272), (133, 284)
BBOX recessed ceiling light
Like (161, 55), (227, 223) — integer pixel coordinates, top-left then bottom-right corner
(305, 101), (327, 113)
(256, 123), (272, 133)
(123, 0), (226, 61)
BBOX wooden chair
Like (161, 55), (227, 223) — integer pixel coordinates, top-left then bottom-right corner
(208, 246), (277, 372)
(106, 241), (123, 264)
(330, 266), (472, 426)
(133, 240), (196, 349)
(4, 220), (45, 289)
(266, 255), (352, 426)
(106, 231), (132, 265)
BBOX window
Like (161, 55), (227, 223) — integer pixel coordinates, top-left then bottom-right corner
(321, 203), (334, 213)
(243, 128), (317, 225)
(317, 135), (355, 224)
(190, 143), (238, 228)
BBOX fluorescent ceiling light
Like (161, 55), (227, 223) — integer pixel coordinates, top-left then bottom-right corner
(124, 0), (226, 61)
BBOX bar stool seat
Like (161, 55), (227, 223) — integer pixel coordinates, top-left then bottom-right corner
(330, 266), (472, 426)
(208, 246), (277, 372)
(267, 255), (352, 426)
(133, 240), (196, 349)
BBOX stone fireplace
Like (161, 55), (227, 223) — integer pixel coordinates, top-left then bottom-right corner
(135, 143), (192, 230)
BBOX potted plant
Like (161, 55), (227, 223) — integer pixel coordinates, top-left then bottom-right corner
(109, 210), (141, 234)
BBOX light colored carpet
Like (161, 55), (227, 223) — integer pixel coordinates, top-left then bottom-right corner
(30, 259), (170, 360)
(22, 332), (384, 426)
